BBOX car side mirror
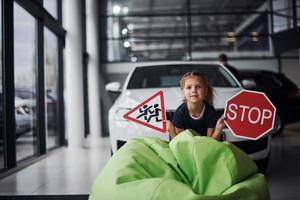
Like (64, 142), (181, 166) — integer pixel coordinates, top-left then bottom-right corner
(241, 79), (257, 89)
(105, 82), (121, 93)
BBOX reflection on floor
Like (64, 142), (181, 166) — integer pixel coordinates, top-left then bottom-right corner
(0, 137), (111, 195)
(0, 123), (299, 199)
(15, 131), (37, 161)
(0, 128), (59, 166)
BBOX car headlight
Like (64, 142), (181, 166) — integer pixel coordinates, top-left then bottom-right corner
(114, 108), (131, 121)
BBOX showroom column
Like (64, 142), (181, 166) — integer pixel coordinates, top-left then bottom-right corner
(63, 0), (85, 147)
(86, 0), (102, 145)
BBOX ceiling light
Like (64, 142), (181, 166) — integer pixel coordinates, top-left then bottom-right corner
(130, 57), (137, 62)
(122, 6), (129, 15)
(226, 37), (236, 43)
(176, 16), (182, 21)
(112, 5), (121, 15)
(227, 32), (235, 37)
(252, 37), (259, 42)
(250, 32), (259, 42)
(127, 24), (133, 30)
(123, 41), (131, 48)
(121, 28), (128, 35)
(251, 32), (258, 36)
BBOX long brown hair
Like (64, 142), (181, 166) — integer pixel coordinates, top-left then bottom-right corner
(180, 71), (214, 106)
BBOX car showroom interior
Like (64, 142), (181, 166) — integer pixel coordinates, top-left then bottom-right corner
(0, 0), (300, 199)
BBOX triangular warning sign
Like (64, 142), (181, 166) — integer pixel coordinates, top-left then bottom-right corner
(123, 90), (166, 133)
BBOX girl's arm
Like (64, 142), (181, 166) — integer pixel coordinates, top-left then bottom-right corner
(166, 120), (183, 139)
(175, 127), (184, 135)
(207, 128), (214, 137)
(209, 115), (226, 140)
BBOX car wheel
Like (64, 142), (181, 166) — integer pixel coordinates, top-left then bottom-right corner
(272, 114), (285, 136)
(255, 153), (270, 173)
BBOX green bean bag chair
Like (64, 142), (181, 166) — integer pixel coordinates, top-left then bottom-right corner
(89, 130), (270, 200)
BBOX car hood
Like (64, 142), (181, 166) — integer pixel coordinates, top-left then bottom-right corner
(116, 87), (242, 110)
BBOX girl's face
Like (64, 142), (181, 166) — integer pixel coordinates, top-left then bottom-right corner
(182, 76), (207, 104)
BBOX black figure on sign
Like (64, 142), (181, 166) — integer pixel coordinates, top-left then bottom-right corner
(147, 104), (162, 123)
(136, 104), (162, 123)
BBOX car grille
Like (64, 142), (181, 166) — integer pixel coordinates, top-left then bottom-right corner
(232, 137), (268, 154)
(117, 140), (127, 150)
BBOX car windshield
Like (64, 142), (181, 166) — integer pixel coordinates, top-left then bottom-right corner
(127, 64), (239, 89)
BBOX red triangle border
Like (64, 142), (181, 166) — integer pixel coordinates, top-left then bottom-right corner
(123, 90), (167, 133)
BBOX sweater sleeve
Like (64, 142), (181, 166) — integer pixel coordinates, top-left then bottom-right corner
(173, 109), (186, 129)
(207, 109), (218, 128)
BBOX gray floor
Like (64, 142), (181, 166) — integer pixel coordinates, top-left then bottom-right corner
(267, 122), (300, 200)
(0, 124), (300, 199)
(0, 138), (111, 195)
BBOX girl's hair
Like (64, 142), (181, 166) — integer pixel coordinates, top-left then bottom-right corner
(180, 71), (214, 105)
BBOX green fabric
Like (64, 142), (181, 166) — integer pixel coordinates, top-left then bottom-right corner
(89, 129), (270, 200)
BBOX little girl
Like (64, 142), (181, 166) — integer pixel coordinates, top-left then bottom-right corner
(168, 71), (225, 140)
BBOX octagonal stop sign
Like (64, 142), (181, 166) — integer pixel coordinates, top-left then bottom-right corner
(224, 90), (276, 140)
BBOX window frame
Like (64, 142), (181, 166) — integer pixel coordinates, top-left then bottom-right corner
(0, 0), (65, 177)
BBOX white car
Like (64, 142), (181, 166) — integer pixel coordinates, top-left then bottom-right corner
(106, 61), (271, 172)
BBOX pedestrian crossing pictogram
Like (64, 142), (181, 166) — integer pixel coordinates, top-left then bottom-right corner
(123, 90), (166, 133)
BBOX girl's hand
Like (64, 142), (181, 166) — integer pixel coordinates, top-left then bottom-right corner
(211, 115), (226, 140)
(165, 120), (174, 132)
(165, 120), (177, 139)
(216, 115), (226, 131)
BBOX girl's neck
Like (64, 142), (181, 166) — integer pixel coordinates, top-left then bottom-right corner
(187, 102), (204, 117)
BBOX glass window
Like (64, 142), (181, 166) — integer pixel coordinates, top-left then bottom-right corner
(107, 0), (186, 15)
(0, 0), (4, 170)
(272, 0), (295, 32)
(44, 27), (59, 149)
(104, 1), (272, 62)
(191, 13), (270, 52)
(107, 39), (189, 62)
(14, 3), (38, 161)
(44, 0), (58, 19)
(190, 0), (266, 12)
(106, 15), (189, 61)
(107, 16), (188, 38)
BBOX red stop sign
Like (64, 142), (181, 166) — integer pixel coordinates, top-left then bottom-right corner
(224, 90), (276, 140)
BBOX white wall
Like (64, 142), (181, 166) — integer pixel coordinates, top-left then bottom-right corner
(63, 0), (85, 147)
(230, 59), (279, 71)
(281, 58), (300, 86)
(63, 0), (104, 146)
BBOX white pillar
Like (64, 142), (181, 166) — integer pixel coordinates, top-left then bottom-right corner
(63, 0), (85, 147)
(86, 0), (102, 143)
